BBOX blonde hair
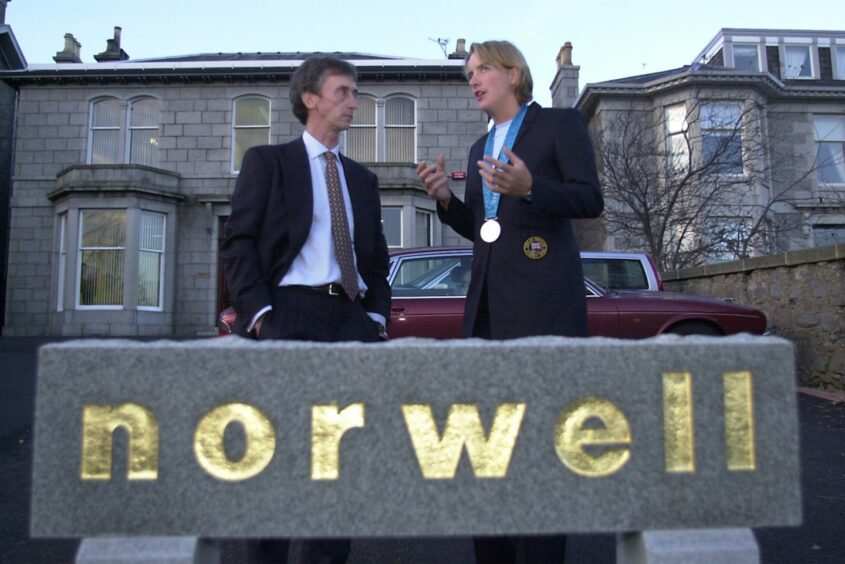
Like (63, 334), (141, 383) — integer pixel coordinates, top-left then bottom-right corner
(465, 40), (534, 105)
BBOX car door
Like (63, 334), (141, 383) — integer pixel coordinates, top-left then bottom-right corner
(388, 253), (468, 339)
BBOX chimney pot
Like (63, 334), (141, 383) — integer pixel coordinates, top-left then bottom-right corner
(558, 42), (573, 67)
(54, 33), (82, 64)
(449, 38), (469, 60)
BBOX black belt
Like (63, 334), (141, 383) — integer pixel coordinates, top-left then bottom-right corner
(289, 283), (348, 297)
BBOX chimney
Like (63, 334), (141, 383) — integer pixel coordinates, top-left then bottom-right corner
(0, 0), (8, 25)
(94, 26), (130, 62)
(53, 33), (82, 64)
(550, 41), (580, 108)
(448, 38), (468, 60)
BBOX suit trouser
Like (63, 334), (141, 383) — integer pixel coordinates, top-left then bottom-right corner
(256, 285), (379, 563)
(257, 285), (381, 343)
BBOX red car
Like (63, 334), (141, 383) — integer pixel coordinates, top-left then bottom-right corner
(386, 247), (765, 339)
(219, 247), (766, 338)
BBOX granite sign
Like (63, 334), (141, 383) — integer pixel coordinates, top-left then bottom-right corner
(31, 336), (801, 538)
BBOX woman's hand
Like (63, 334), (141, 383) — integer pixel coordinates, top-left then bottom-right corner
(478, 147), (533, 198)
(416, 154), (452, 208)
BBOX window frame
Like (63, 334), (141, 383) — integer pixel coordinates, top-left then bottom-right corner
(384, 95), (417, 163)
(231, 95), (271, 174)
(77, 209), (127, 310)
(783, 45), (814, 79)
(57, 213), (67, 312)
(732, 44), (761, 71)
(813, 115), (845, 187)
(125, 96), (161, 168)
(836, 46), (845, 80)
(88, 97), (123, 165)
(346, 94), (378, 162)
(381, 206), (403, 248)
(343, 94), (417, 163)
(137, 210), (166, 311)
(700, 102), (745, 176)
(664, 104), (689, 177)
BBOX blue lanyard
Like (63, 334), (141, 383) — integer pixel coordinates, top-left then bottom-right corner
(482, 103), (529, 220)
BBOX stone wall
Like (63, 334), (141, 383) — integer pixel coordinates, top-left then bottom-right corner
(663, 244), (845, 392)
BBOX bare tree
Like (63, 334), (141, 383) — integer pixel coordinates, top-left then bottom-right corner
(590, 90), (840, 270)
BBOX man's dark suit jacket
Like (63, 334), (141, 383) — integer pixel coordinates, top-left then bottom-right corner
(438, 103), (603, 339)
(221, 138), (391, 337)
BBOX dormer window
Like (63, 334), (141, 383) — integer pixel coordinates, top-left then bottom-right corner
(783, 45), (813, 79)
(733, 45), (760, 71)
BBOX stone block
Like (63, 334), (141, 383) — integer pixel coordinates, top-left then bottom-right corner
(75, 537), (219, 564)
(617, 528), (759, 564)
(32, 336), (801, 538)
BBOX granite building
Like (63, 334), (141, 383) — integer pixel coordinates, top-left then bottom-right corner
(0, 29), (487, 336)
(571, 29), (845, 266)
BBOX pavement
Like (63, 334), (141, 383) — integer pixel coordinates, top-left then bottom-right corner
(1, 336), (843, 563)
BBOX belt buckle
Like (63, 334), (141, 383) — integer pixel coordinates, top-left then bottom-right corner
(327, 283), (341, 296)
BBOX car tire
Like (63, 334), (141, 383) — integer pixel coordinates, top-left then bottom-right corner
(666, 321), (722, 336)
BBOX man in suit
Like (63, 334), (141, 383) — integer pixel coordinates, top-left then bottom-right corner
(222, 55), (390, 344)
(417, 40), (603, 562)
(221, 55), (390, 563)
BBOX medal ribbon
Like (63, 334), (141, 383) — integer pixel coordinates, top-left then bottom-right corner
(482, 103), (529, 220)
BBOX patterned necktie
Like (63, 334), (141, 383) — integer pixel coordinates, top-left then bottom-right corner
(323, 151), (360, 300)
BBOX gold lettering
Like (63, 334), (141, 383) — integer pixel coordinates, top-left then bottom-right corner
(81, 403), (159, 480)
(554, 397), (631, 477)
(402, 403), (525, 479)
(663, 372), (695, 473)
(724, 371), (756, 471)
(193, 403), (275, 481)
(311, 402), (365, 480)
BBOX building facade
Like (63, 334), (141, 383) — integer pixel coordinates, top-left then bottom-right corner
(0, 30), (487, 336)
(569, 29), (845, 269)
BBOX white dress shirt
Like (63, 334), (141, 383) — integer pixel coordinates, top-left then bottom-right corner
(248, 131), (386, 332)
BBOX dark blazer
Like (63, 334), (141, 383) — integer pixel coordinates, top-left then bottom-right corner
(438, 103), (603, 339)
(221, 138), (391, 337)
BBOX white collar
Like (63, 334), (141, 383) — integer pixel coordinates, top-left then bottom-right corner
(303, 130), (340, 161)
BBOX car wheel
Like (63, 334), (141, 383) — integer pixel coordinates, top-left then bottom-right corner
(666, 321), (722, 336)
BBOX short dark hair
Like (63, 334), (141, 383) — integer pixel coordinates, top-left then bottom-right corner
(289, 56), (358, 125)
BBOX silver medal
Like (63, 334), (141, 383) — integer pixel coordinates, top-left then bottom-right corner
(480, 219), (501, 243)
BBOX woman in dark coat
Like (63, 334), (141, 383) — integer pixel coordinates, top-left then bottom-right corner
(417, 40), (603, 339)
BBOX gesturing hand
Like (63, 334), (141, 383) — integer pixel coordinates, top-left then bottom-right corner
(478, 147), (533, 198)
(416, 154), (452, 207)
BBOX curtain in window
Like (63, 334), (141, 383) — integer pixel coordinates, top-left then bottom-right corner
(347, 96), (376, 162)
(129, 98), (160, 167)
(90, 99), (121, 164)
(381, 207), (402, 247)
(233, 97), (271, 171)
(385, 97), (415, 162)
(79, 210), (126, 306)
(138, 212), (165, 308)
(784, 46), (811, 78)
(415, 210), (431, 246)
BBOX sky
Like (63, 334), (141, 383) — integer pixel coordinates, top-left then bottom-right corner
(5, 0), (845, 106)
